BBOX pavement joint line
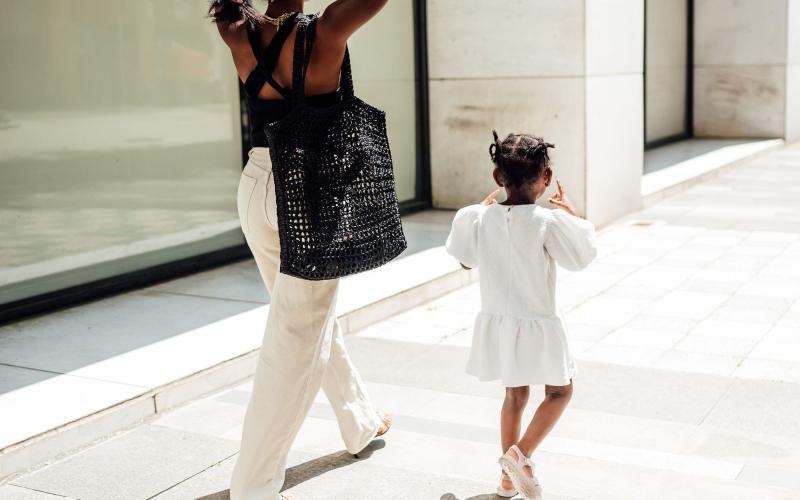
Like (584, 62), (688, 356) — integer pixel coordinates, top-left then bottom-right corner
(3, 483), (73, 498)
(556, 235), (677, 315)
(0, 362), (151, 390)
(146, 289), (267, 306)
(692, 329), (771, 426)
(143, 450), (240, 500)
(306, 402), (746, 481)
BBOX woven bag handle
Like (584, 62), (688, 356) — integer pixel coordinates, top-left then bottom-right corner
(290, 14), (313, 105)
(291, 14), (355, 104)
(339, 47), (355, 99)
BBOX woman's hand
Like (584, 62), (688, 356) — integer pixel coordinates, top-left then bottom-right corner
(548, 179), (578, 216)
(480, 189), (500, 206)
(210, 0), (251, 37)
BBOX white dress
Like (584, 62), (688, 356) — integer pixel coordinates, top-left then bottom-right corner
(445, 203), (597, 387)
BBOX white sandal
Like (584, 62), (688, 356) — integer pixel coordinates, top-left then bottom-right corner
(496, 470), (517, 498)
(498, 444), (543, 500)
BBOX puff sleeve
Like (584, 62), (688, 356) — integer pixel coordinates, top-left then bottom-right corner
(544, 208), (597, 271)
(445, 205), (482, 269)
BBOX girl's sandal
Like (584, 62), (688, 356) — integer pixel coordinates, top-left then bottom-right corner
(497, 470), (517, 498)
(498, 444), (543, 500)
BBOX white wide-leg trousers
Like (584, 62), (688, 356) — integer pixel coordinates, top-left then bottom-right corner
(229, 148), (382, 500)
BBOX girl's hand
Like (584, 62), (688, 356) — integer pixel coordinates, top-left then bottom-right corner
(480, 189), (500, 206)
(548, 179), (577, 216)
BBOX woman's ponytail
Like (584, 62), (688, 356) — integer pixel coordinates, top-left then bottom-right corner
(208, 0), (263, 30)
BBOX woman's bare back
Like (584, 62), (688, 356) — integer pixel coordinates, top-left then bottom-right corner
(213, 0), (388, 101)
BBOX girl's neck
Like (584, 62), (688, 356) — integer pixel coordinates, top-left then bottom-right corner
(499, 189), (538, 206)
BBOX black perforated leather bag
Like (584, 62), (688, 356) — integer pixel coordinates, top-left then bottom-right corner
(263, 14), (407, 280)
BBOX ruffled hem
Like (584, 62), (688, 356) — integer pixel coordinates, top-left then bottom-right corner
(466, 311), (576, 387)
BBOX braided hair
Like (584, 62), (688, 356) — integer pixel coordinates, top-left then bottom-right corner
(208, 0), (264, 30)
(489, 130), (555, 188)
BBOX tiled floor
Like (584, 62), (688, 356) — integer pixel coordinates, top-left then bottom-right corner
(4, 142), (800, 498)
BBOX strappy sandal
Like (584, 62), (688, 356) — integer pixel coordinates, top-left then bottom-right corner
(375, 411), (392, 437)
(497, 470), (517, 498)
(353, 411), (392, 458)
(498, 444), (543, 500)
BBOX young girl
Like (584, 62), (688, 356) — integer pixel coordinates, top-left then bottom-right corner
(445, 131), (597, 499)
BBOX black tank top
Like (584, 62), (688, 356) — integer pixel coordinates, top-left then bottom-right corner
(243, 14), (339, 148)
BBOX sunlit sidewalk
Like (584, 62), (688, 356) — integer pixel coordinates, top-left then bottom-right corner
(0, 210), (464, 480)
(3, 143), (800, 499)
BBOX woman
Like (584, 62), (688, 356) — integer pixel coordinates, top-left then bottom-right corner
(208, 1), (390, 499)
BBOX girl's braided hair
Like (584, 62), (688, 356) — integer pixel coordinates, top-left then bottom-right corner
(208, 0), (264, 30)
(489, 130), (555, 188)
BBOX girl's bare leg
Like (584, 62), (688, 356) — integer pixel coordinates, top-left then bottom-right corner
(499, 386), (529, 490)
(516, 382), (573, 459)
(500, 386), (529, 454)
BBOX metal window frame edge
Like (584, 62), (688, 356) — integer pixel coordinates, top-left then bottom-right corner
(643, 0), (695, 151)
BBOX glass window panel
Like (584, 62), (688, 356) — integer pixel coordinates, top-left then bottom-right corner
(0, 1), (244, 306)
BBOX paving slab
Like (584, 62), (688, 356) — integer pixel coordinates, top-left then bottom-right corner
(10, 426), (239, 500)
(703, 379), (800, 437)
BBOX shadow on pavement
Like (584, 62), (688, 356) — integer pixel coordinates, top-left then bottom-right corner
(282, 439), (387, 491)
(192, 440), (386, 500)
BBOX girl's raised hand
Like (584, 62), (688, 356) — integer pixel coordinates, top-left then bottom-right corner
(548, 179), (578, 216)
(480, 189), (501, 206)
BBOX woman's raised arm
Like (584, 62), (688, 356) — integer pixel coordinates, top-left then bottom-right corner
(318, 0), (389, 47)
(208, 0), (259, 50)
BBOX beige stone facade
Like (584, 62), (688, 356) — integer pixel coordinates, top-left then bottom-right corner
(426, 0), (800, 226)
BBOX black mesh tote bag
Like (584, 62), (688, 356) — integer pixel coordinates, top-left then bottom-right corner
(263, 14), (407, 280)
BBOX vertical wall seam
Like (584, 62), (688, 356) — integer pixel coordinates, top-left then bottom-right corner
(643, 0), (648, 146)
(785, 0), (791, 138)
(687, 0), (695, 137)
(582, 0), (589, 217)
(787, 0), (791, 64)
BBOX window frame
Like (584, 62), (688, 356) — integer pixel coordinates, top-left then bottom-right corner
(643, 0), (694, 150)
